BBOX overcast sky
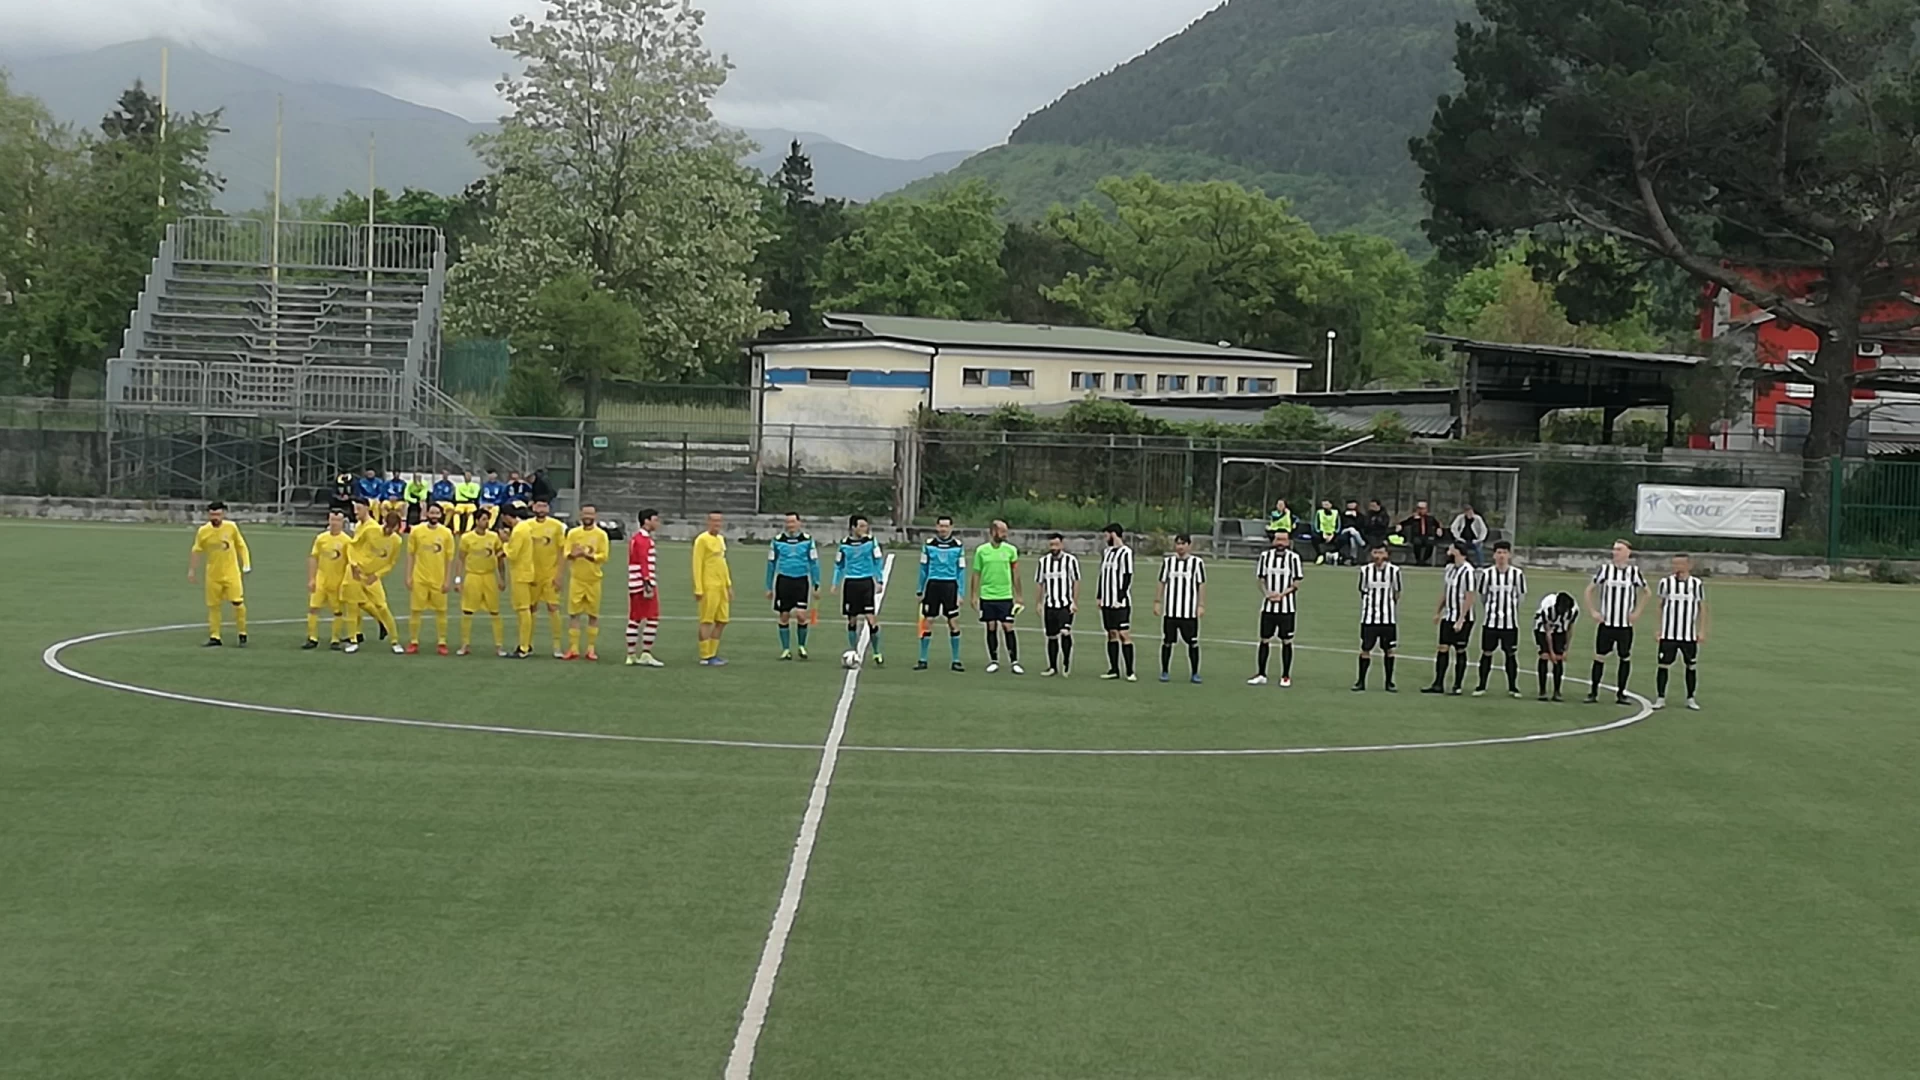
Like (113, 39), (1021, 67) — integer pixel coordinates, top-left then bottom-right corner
(0, 0), (1223, 159)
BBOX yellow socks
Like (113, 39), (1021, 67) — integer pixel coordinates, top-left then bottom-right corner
(307, 611), (320, 640)
(207, 605), (223, 641)
(233, 603), (247, 636)
(548, 610), (565, 653)
(586, 624), (599, 652)
(518, 610), (535, 652)
(568, 626), (581, 654)
(491, 613), (504, 649)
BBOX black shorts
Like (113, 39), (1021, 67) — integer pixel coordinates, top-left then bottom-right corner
(1439, 619), (1475, 649)
(1162, 616), (1198, 643)
(773, 574), (811, 613)
(1481, 626), (1519, 654)
(1100, 606), (1132, 632)
(1044, 606), (1075, 636)
(979, 598), (1015, 624)
(1595, 624), (1635, 657)
(1259, 611), (1296, 641)
(1658, 639), (1699, 665)
(1360, 622), (1398, 652)
(842, 577), (876, 617)
(921, 579), (960, 619)
(1535, 629), (1571, 656)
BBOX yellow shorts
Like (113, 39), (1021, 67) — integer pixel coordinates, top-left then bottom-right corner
(205, 576), (244, 605)
(463, 582), (499, 615)
(569, 580), (601, 618)
(381, 500), (408, 519)
(308, 581), (343, 612)
(343, 578), (389, 610)
(698, 593), (730, 625)
(410, 586), (448, 614)
(529, 578), (561, 608)
(511, 580), (536, 613)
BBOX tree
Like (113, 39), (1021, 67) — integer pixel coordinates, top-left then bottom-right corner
(819, 181), (1007, 320)
(0, 79), (222, 397)
(448, 0), (776, 382)
(1001, 221), (1094, 326)
(754, 142), (848, 337)
(513, 273), (646, 418)
(1322, 232), (1444, 387)
(1414, 0), (1920, 469)
(326, 183), (492, 265)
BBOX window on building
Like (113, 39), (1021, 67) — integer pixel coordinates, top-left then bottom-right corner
(1156, 374), (1189, 392)
(807, 368), (850, 383)
(1008, 370), (1034, 388)
(962, 368), (985, 386)
(1237, 377), (1276, 394)
(1198, 375), (1228, 393)
(1072, 371), (1105, 391)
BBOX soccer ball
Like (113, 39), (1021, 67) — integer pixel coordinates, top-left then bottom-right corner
(841, 649), (863, 670)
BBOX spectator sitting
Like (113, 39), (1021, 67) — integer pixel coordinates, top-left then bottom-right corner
(1311, 500), (1341, 565)
(530, 468), (558, 506)
(355, 467), (385, 507)
(1450, 505), (1490, 565)
(1265, 499), (1296, 537)
(506, 471), (533, 505)
(1336, 501), (1366, 565)
(1400, 501), (1443, 566)
(1362, 499), (1393, 551)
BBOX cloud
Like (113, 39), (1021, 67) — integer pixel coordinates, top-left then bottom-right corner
(0, 0), (1221, 157)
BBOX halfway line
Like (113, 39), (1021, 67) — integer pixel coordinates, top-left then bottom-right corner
(723, 551), (895, 1079)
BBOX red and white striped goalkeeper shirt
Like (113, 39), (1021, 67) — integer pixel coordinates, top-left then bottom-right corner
(627, 528), (656, 595)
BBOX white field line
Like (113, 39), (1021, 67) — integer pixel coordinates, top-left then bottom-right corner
(41, 620), (1653, 758)
(723, 551), (895, 1080)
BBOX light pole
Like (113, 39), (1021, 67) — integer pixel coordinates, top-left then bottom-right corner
(1325, 329), (1337, 393)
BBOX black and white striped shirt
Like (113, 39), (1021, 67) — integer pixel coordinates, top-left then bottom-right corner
(1591, 562), (1648, 626)
(1356, 562), (1403, 625)
(1534, 595), (1580, 634)
(1657, 575), (1706, 642)
(1158, 555), (1206, 619)
(1035, 551), (1081, 609)
(1256, 548), (1305, 614)
(1478, 566), (1527, 630)
(1440, 562), (1477, 623)
(1098, 544), (1135, 608)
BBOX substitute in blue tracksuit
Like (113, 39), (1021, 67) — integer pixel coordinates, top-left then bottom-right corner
(917, 515), (967, 671)
(765, 514), (821, 660)
(833, 515), (886, 664)
(480, 471), (508, 508)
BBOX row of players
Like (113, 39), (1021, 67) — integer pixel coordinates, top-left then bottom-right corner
(188, 503), (1708, 709)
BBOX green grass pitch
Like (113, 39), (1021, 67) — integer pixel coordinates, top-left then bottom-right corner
(4, 519), (1919, 1079)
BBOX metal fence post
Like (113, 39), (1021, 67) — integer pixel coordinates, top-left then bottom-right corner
(1827, 456), (1844, 566)
(680, 433), (690, 518)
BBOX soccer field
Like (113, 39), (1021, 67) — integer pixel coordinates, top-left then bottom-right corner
(4, 519), (1919, 1079)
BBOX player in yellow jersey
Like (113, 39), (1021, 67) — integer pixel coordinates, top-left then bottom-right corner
(342, 503), (403, 654)
(455, 508), (507, 656)
(404, 503), (457, 654)
(563, 504), (611, 661)
(522, 499), (568, 657)
(305, 508), (352, 650)
(187, 501), (252, 647)
(692, 511), (733, 665)
(503, 505), (541, 658)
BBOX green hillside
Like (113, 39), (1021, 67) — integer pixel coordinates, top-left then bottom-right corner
(895, 0), (1471, 244)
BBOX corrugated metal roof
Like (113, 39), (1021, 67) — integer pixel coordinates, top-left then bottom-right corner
(821, 313), (1311, 365)
(1428, 334), (1704, 367)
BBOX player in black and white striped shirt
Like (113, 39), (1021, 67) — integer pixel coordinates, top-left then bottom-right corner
(1035, 533), (1082, 677)
(1423, 541), (1479, 696)
(1097, 524), (1137, 681)
(1248, 529), (1305, 686)
(1353, 542), (1403, 692)
(1154, 534), (1207, 684)
(1654, 554), (1709, 711)
(1533, 592), (1580, 701)
(1472, 541), (1527, 698)
(1582, 540), (1651, 705)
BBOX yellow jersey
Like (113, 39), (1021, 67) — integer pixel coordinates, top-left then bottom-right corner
(192, 521), (251, 578)
(692, 531), (731, 595)
(459, 530), (503, 580)
(309, 530), (351, 586)
(407, 523), (456, 588)
(505, 519), (539, 585)
(524, 516), (567, 577)
(564, 524), (610, 588)
(348, 523), (401, 580)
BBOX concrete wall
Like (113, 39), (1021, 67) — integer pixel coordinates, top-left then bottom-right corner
(0, 429), (107, 497)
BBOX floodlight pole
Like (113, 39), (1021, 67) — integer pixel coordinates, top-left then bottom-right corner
(1325, 329), (1337, 393)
